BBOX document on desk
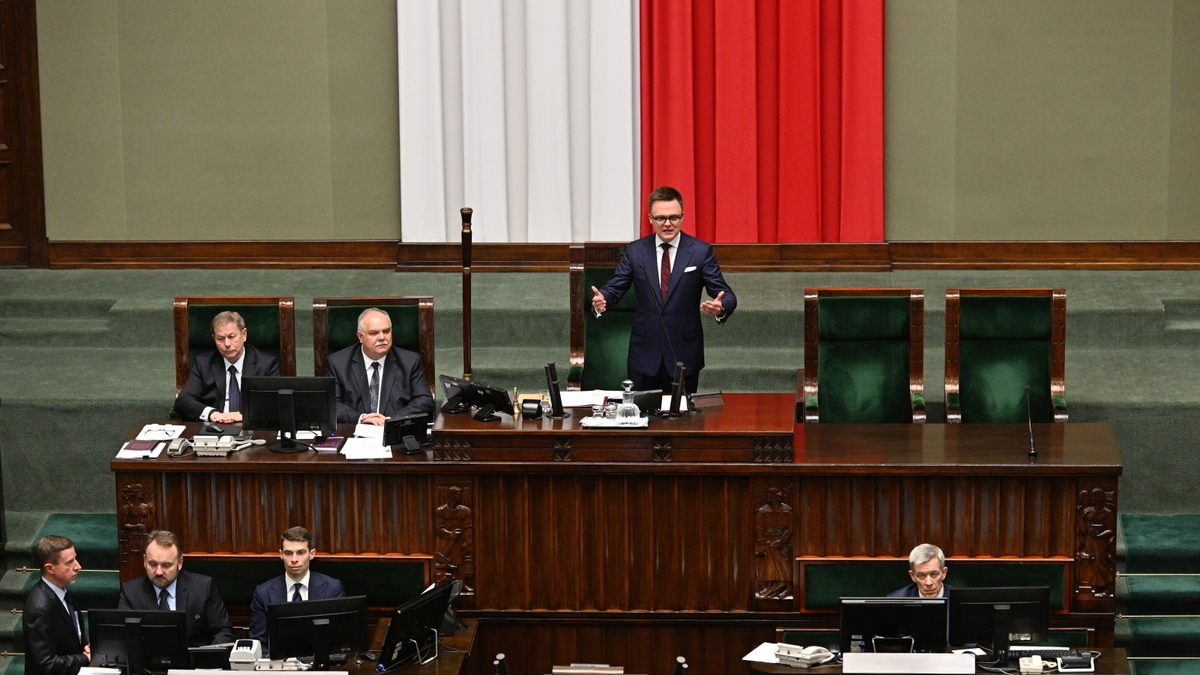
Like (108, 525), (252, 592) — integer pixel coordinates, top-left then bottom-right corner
(558, 390), (623, 408)
(353, 422), (385, 439)
(741, 642), (781, 664)
(79, 668), (121, 675)
(341, 436), (392, 459)
(115, 441), (165, 459)
(136, 424), (186, 441)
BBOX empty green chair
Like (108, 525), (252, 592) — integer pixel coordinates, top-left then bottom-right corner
(567, 243), (638, 391)
(945, 288), (1066, 423)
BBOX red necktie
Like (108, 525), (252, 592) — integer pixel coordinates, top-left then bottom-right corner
(660, 242), (671, 302)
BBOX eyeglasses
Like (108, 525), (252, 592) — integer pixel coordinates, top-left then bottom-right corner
(650, 215), (683, 225)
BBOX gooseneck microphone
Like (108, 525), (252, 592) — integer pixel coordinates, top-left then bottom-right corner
(1025, 385), (1037, 459)
(640, 260), (687, 416)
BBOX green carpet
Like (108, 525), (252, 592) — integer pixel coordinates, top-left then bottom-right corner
(1120, 515), (1200, 573)
(1124, 618), (1200, 657)
(1131, 660), (1200, 675)
(1118, 576), (1200, 615)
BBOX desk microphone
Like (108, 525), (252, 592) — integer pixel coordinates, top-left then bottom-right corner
(674, 656), (688, 675)
(494, 653), (508, 675)
(640, 261), (687, 416)
(1025, 385), (1037, 459)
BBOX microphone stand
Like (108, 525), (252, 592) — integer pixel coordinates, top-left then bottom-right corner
(1025, 385), (1037, 459)
(640, 261), (687, 417)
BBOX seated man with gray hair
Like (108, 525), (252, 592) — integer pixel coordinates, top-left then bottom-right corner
(889, 543), (953, 598)
(326, 307), (434, 426)
(174, 311), (280, 423)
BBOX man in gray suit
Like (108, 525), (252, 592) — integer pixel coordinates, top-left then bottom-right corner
(326, 308), (434, 425)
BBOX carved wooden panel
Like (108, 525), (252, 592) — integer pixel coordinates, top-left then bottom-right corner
(1074, 480), (1118, 612)
(117, 474), (157, 577)
(435, 482), (475, 594)
(753, 485), (794, 602)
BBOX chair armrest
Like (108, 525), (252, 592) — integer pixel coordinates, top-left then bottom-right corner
(910, 393), (926, 410)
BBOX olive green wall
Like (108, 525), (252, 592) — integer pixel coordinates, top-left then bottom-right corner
(37, 0), (400, 241)
(886, 0), (1200, 241)
(36, 1), (1200, 242)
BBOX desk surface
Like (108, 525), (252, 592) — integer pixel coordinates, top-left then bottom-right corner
(751, 648), (1131, 674)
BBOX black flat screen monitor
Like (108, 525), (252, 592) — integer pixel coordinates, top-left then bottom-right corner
(383, 413), (430, 453)
(241, 376), (337, 453)
(839, 597), (948, 654)
(89, 608), (190, 674)
(437, 374), (513, 421)
(379, 581), (458, 670)
(948, 586), (1050, 662)
(266, 595), (369, 670)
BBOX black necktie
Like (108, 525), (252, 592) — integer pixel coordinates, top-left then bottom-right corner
(369, 362), (381, 413)
(660, 242), (671, 302)
(66, 593), (81, 640)
(292, 582), (302, 602)
(227, 365), (241, 412)
(158, 588), (170, 611)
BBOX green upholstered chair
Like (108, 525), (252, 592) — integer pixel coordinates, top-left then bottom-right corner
(312, 297), (435, 395)
(567, 243), (637, 391)
(173, 296), (296, 393)
(801, 288), (925, 423)
(945, 288), (1067, 423)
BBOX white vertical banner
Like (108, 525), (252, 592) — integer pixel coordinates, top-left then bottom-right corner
(398, 0), (639, 243)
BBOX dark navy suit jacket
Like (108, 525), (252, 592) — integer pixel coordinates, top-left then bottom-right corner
(173, 344), (280, 421)
(248, 571), (345, 645)
(327, 344), (435, 424)
(596, 232), (736, 378)
(117, 570), (233, 646)
(24, 579), (89, 675)
(888, 582), (953, 598)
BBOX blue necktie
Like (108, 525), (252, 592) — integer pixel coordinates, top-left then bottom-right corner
(227, 365), (241, 412)
(292, 582), (302, 602)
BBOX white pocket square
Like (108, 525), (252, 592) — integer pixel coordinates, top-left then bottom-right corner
(684, 265), (697, 272)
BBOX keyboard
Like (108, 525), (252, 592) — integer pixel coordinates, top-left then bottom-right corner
(1008, 645), (1080, 660)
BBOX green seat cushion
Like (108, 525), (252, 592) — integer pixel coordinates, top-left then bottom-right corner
(959, 296), (1052, 341)
(326, 304), (422, 355)
(582, 267), (637, 391)
(188, 304), (283, 367)
(959, 339), (1052, 423)
(816, 296), (914, 424)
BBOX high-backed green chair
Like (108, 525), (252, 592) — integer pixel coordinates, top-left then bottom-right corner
(567, 243), (637, 391)
(801, 288), (925, 423)
(945, 288), (1066, 423)
(173, 296), (296, 393)
(312, 297), (435, 395)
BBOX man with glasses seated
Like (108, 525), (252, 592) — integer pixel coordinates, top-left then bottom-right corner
(890, 543), (953, 598)
(590, 186), (737, 394)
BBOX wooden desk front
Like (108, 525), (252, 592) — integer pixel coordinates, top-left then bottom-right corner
(113, 394), (1120, 675)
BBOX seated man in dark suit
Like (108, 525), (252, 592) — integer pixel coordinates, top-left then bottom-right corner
(117, 530), (233, 646)
(889, 543), (953, 598)
(24, 535), (89, 675)
(327, 308), (435, 425)
(249, 526), (346, 647)
(174, 311), (280, 423)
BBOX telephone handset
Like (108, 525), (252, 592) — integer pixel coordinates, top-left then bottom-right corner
(167, 437), (192, 457)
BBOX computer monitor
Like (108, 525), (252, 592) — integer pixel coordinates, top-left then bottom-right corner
(383, 412), (430, 454)
(437, 374), (513, 422)
(839, 597), (948, 654)
(265, 595), (369, 670)
(89, 608), (191, 674)
(948, 586), (1050, 663)
(241, 376), (337, 453)
(379, 581), (459, 669)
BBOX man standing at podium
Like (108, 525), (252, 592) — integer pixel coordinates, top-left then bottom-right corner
(174, 311), (280, 423)
(248, 527), (345, 648)
(591, 186), (737, 393)
(327, 308), (435, 425)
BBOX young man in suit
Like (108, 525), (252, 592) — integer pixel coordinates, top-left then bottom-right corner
(174, 311), (281, 423)
(24, 535), (89, 675)
(116, 530), (233, 646)
(591, 186), (737, 393)
(326, 308), (435, 425)
(248, 527), (346, 648)
(889, 543), (953, 598)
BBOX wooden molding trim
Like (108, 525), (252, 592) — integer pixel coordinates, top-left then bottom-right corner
(41, 239), (1200, 271)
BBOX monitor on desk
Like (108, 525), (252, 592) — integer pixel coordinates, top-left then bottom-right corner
(265, 595), (368, 670)
(89, 608), (191, 673)
(839, 597), (948, 654)
(438, 374), (514, 421)
(948, 586), (1050, 662)
(379, 580), (459, 669)
(241, 376), (337, 453)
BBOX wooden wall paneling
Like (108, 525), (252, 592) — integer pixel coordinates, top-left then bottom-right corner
(0, 0), (48, 268)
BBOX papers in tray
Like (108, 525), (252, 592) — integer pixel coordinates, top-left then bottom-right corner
(578, 416), (649, 429)
(341, 436), (392, 459)
(115, 441), (165, 459)
(136, 424), (186, 441)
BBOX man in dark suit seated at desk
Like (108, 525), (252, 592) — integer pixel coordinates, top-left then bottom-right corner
(248, 526), (345, 648)
(590, 186), (737, 393)
(327, 307), (435, 426)
(889, 543), (953, 598)
(24, 535), (90, 675)
(174, 310), (280, 424)
(117, 530), (233, 646)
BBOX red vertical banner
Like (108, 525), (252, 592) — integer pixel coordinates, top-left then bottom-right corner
(641, 0), (883, 243)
